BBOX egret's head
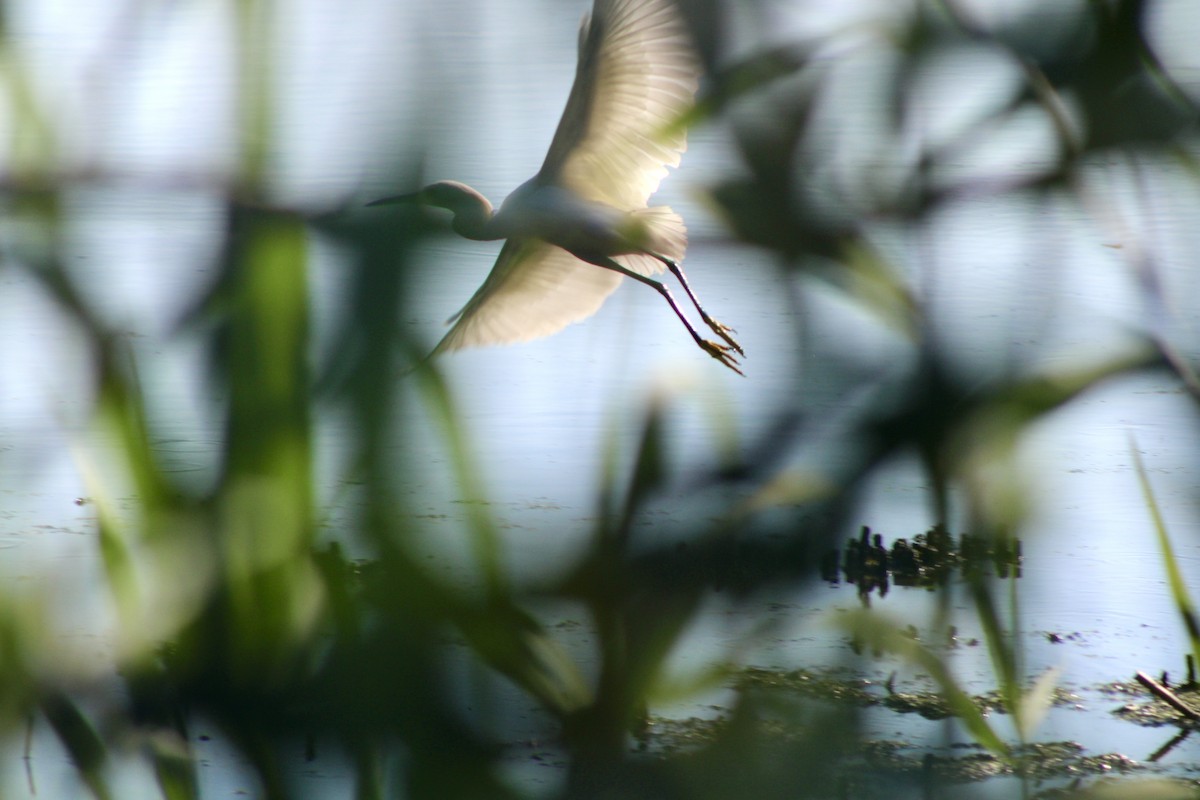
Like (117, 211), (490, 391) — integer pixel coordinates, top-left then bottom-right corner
(365, 188), (420, 207)
(367, 180), (489, 212)
(367, 180), (498, 241)
(419, 180), (478, 207)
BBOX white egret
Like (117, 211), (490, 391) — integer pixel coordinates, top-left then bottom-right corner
(370, 0), (744, 374)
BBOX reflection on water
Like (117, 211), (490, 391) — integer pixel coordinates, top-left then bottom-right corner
(823, 524), (1024, 599)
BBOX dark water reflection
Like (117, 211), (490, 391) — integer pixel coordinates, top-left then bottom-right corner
(824, 524), (1024, 599)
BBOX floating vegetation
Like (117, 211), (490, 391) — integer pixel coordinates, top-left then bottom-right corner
(1112, 685), (1200, 728)
(860, 740), (1142, 783)
(1105, 658), (1200, 728)
(643, 716), (1145, 790)
(822, 524), (1023, 598)
(635, 665), (1200, 795)
(737, 666), (877, 706)
(736, 666), (1080, 719)
(1114, 699), (1200, 728)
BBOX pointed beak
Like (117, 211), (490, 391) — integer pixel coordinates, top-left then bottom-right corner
(365, 191), (422, 207)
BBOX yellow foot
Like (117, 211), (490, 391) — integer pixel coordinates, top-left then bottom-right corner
(702, 314), (744, 356)
(699, 339), (745, 376)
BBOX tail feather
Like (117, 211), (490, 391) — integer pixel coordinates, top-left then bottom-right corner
(615, 205), (687, 277)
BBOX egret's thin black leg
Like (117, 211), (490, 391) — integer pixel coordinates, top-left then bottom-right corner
(654, 255), (744, 356)
(594, 257), (743, 376)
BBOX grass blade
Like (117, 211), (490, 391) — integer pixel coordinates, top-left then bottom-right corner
(1130, 436), (1200, 668)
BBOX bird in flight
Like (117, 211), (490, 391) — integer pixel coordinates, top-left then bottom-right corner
(370, 0), (743, 375)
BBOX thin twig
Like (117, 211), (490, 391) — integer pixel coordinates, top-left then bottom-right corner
(1135, 670), (1200, 721)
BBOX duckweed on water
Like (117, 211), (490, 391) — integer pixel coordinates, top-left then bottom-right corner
(737, 666), (1080, 719)
(643, 716), (1148, 788)
(1109, 685), (1200, 727)
(628, 666), (1167, 793)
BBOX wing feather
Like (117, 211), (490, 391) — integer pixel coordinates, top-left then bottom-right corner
(432, 0), (700, 358)
(433, 239), (623, 354)
(539, 0), (699, 210)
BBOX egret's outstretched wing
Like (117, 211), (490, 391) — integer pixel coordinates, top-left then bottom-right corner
(433, 239), (623, 354)
(430, 0), (700, 357)
(540, 0), (699, 210)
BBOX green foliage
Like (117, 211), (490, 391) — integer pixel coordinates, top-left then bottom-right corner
(0, 0), (1197, 798)
(1132, 441), (1200, 672)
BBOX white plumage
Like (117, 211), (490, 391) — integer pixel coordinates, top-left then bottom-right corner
(370, 0), (743, 374)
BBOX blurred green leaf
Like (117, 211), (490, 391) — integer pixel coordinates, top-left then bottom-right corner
(41, 696), (111, 800)
(838, 609), (1010, 757)
(1017, 667), (1061, 742)
(413, 359), (507, 598)
(1132, 438), (1200, 669)
(218, 207), (321, 676)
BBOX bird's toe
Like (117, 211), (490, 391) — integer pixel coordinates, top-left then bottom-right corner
(700, 340), (745, 377)
(701, 315), (744, 356)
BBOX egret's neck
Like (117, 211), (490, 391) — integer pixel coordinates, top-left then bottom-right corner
(450, 206), (498, 241)
(423, 181), (502, 241)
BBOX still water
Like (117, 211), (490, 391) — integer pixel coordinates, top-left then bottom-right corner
(2, 0), (1200, 795)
